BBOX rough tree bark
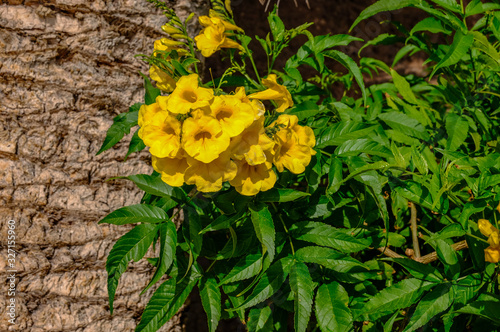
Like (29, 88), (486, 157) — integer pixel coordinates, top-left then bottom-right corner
(0, 0), (207, 331)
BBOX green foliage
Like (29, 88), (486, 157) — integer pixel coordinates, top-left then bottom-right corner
(99, 0), (500, 331)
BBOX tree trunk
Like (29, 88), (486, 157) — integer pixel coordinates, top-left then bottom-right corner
(0, 0), (207, 331)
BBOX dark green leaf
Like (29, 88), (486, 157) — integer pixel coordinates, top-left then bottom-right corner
(99, 204), (168, 225)
(431, 31), (474, 78)
(315, 282), (352, 332)
(97, 108), (139, 155)
(445, 113), (469, 152)
(258, 188), (310, 203)
(379, 111), (430, 141)
(125, 128), (146, 160)
(125, 174), (185, 200)
(387, 258), (443, 282)
(250, 203), (276, 262)
(248, 306), (273, 332)
(219, 252), (263, 286)
(200, 276), (221, 332)
(107, 224), (158, 314)
(290, 261), (314, 332)
(350, 0), (417, 31)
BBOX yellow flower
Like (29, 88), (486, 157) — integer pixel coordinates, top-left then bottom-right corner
(152, 153), (189, 187)
(270, 114), (316, 174)
(140, 111), (182, 158)
(210, 95), (255, 137)
(234, 87), (266, 119)
(195, 16), (243, 57)
(159, 74), (214, 114)
(182, 113), (230, 163)
(149, 65), (176, 93)
(479, 219), (499, 238)
(230, 117), (275, 166)
(478, 219), (500, 263)
(184, 151), (237, 192)
(485, 247), (500, 263)
(248, 74), (294, 113)
(154, 38), (185, 52)
(230, 159), (277, 196)
(138, 102), (162, 128)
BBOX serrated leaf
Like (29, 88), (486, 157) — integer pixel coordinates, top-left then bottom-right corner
(199, 211), (246, 234)
(97, 108), (139, 155)
(258, 188), (310, 202)
(350, 0), (417, 31)
(388, 258), (443, 282)
(410, 16), (453, 35)
(142, 75), (161, 105)
(411, 146), (428, 175)
(315, 282), (353, 332)
(290, 221), (371, 253)
(106, 224), (158, 314)
(390, 69), (418, 104)
(231, 257), (293, 311)
(431, 30), (474, 78)
(99, 204), (168, 225)
(250, 203), (276, 262)
(446, 113), (469, 151)
(219, 252), (263, 286)
(295, 246), (372, 282)
(317, 122), (378, 148)
(324, 50), (366, 103)
(336, 139), (393, 158)
(135, 269), (199, 332)
(428, 0), (461, 13)
(290, 261), (314, 332)
(454, 294), (500, 324)
(328, 156), (343, 194)
(359, 278), (434, 320)
(200, 276), (221, 332)
(125, 128), (146, 160)
(125, 174), (184, 200)
(403, 284), (453, 332)
(379, 111), (430, 141)
(248, 306), (273, 332)
(143, 221), (177, 293)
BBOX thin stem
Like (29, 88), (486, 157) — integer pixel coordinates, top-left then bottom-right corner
(241, 42), (262, 83)
(410, 202), (421, 258)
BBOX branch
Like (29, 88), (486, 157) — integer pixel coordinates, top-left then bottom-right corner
(377, 240), (469, 264)
(410, 202), (421, 258)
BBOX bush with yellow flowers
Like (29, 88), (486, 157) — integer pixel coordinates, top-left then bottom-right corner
(98, 0), (500, 331)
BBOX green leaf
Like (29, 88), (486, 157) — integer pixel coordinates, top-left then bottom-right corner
(250, 203), (276, 262)
(431, 31), (474, 78)
(359, 34), (403, 55)
(248, 306), (273, 332)
(219, 252), (263, 286)
(268, 11), (285, 42)
(125, 128), (146, 160)
(295, 246), (372, 282)
(315, 282), (352, 332)
(232, 257), (293, 311)
(97, 107), (139, 155)
(199, 211), (245, 235)
(454, 294), (500, 324)
(390, 179), (438, 212)
(143, 75), (161, 105)
(411, 146), (428, 175)
(316, 121), (377, 148)
(336, 139), (393, 159)
(328, 156), (343, 194)
(324, 50), (367, 103)
(445, 113), (469, 151)
(390, 69), (418, 104)
(350, 0), (417, 31)
(135, 269), (199, 332)
(99, 204), (168, 225)
(403, 284), (453, 332)
(200, 276), (221, 332)
(289, 221), (371, 253)
(258, 188), (310, 202)
(106, 224), (158, 314)
(290, 261), (314, 332)
(387, 258), (443, 282)
(359, 278), (434, 320)
(410, 16), (453, 35)
(428, 0), (461, 13)
(124, 174), (184, 200)
(143, 222), (177, 293)
(379, 111), (430, 141)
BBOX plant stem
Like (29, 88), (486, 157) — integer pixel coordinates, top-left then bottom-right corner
(271, 202), (295, 255)
(410, 202), (421, 258)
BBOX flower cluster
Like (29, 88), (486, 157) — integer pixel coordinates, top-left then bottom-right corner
(195, 11), (243, 57)
(478, 219), (500, 263)
(138, 73), (316, 196)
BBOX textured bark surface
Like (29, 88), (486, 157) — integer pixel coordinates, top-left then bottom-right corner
(0, 0), (207, 331)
